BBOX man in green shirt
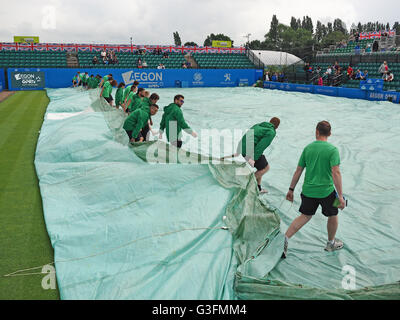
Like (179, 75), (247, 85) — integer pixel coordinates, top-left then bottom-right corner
(282, 121), (346, 259)
(123, 104), (159, 142)
(100, 79), (118, 106)
(139, 93), (160, 141)
(237, 117), (280, 194)
(123, 81), (140, 105)
(82, 72), (89, 89)
(99, 74), (113, 88)
(72, 73), (79, 87)
(115, 82), (125, 109)
(159, 94), (197, 148)
(125, 87), (144, 113)
(78, 72), (86, 87)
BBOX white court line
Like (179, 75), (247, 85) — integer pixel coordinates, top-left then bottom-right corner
(46, 107), (94, 120)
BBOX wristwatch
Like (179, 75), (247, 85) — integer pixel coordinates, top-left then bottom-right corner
(289, 187), (295, 192)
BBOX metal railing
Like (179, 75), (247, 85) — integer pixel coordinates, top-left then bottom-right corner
(246, 49), (265, 69)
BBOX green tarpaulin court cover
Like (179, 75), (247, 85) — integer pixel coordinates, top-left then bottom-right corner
(34, 87), (400, 299)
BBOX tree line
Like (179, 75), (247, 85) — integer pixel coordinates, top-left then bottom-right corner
(173, 31), (234, 48)
(172, 16), (400, 60)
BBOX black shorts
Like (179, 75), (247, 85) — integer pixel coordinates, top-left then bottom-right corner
(299, 191), (338, 217)
(125, 130), (133, 140)
(171, 140), (183, 148)
(104, 96), (113, 103)
(254, 155), (268, 171)
(125, 129), (144, 142)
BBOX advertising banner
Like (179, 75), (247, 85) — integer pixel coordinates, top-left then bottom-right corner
(7, 68), (261, 90)
(360, 78), (383, 91)
(10, 71), (45, 89)
(212, 40), (232, 48)
(13, 36), (40, 43)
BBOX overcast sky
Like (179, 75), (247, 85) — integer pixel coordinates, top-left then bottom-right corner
(0, 0), (399, 46)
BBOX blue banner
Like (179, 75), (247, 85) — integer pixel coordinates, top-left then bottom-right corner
(360, 78), (383, 92)
(7, 68), (262, 90)
(367, 91), (400, 103)
(314, 86), (338, 96)
(264, 81), (399, 103)
(0, 69), (4, 92)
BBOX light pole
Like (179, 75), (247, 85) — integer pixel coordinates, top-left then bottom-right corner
(130, 37), (133, 46)
(243, 33), (251, 49)
(258, 52), (261, 69)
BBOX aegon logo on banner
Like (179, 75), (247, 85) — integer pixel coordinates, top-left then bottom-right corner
(122, 70), (163, 86)
(11, 71), (45, 89)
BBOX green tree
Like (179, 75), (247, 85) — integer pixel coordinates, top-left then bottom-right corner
(314, 21), (324, 42)
(265, 14), (279, 47)
(327, 22), (333, 34)
(203, 33), (234, 47)
(290, 16), (299, 30)
(357, 22), (363, 33)
(184, 42), (198, 47)
(321, 31), (347, 48)
(173, 31), (182, 46)
(393, 22), (400, 34)
(333, 18), (348, 34)
(249, 40), (262, 50)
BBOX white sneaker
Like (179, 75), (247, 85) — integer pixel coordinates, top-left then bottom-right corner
(259, 189), (268, 194)
(324, 239), (344, 252)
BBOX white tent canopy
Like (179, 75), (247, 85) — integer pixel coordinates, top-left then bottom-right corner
(251, 50), (302, 66)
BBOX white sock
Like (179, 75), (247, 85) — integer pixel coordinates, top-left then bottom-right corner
(329, 239), (335, 245)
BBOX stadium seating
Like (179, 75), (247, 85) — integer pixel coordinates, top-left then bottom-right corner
(285, 61), (400, 92)
(0, 48), (257, 70)
(0, 50), (67, 68)
(77, 52), (187, 69)
(193, 53), (256, 69)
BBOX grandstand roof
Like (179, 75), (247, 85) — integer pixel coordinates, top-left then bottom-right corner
(251, 50), (302, 66)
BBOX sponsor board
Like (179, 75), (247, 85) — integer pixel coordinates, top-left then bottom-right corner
(11, 71), (45, 89)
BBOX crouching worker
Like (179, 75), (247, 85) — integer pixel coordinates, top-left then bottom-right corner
(158, 94), (197, 148)
(228, 117), (280, 194)
(123, 104), (159, 143)
(100, 79), (118, 107)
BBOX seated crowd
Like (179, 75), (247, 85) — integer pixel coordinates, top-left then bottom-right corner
(92, 49), (119, 65)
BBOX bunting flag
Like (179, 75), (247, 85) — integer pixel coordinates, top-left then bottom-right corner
(0, 42), (246, 54)
(359, 30), (396, 40)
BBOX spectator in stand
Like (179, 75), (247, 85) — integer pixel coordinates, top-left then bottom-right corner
(182, 62), (187, 69)
(355, 69), (363, 80)
(137, 58), (143, 69)
(318, 76), (323, 86)
(279, 72), (285, 82)
(347, 65), (353, 79)
(303, 62), (310, 82)
(354, 44), (360, 54)
(101, 49), (106, 60)
(373, 40), (379, 52)
(325, 66), (333, 86)
(365, 44), (372, 53)
(384, 71), (394, 82)
(379, 61), (389, 78)
(92, 56), (98, 65)
(142, 60), (148, 68)
(355, 33), (359, 42)
(334, 61), (341, 75)
(157, 63), (163, 70)
(271, 73), (278, 82)
(361, 70), (368, 80)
